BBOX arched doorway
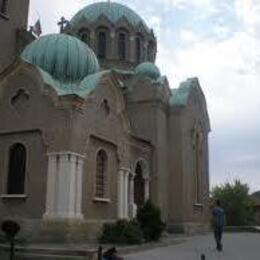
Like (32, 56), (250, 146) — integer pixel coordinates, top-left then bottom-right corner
(134, 162), (145, 208)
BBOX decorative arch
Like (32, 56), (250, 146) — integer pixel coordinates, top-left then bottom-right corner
(103, 74), (132, 135)
(133, 158), (149, 180)
(132, 158), (150, 208)
(95, 149), (108, 198)
(7, 143), (27, 194)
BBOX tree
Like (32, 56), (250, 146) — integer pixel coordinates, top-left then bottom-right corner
(212, 179), (255, 226)
(136, 200), (165, 241)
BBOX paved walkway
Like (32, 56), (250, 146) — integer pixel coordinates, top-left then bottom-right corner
(125, 233), (260, 260)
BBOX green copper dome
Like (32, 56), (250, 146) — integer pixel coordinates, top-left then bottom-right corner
(135, 62), (161, 80)
(70, 2), (149, 31)
(21, 34), (99, 82)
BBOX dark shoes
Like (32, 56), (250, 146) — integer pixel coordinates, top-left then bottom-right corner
(217, 243), (223, 252)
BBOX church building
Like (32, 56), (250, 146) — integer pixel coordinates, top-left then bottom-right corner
(0, 0), (211, 241)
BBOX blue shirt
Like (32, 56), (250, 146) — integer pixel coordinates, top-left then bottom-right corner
(212, 206), (225, 228)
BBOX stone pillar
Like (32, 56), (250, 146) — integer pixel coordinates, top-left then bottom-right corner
(123, 169), (130, 218)
(110, 30), (116, 59)
(117, 168), (131, 219)
(129, 35), (136, 63)
(90, 30), (96, 52)
(143, 41), (148, 61)
(128, 173), (135, 219)
(117, 169), (125, 218)
(144, 177), (150, 201)
(43, 152), (85, 220)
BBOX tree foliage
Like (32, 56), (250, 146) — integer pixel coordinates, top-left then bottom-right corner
(212, 179), (255, 226)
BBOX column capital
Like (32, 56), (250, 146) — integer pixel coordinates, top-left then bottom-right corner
(47, 151), (85, 159)
(119, 167), (131, 175)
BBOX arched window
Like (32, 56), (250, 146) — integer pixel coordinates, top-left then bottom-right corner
(134, 163), (145, 207)
(118, 33), (126, 60)
(98, 31), (107, 59)
(96, 149), (108, 198)
(7, 143), (26, 194)
(79, 29), (90, 45)
(135, 37), (142, 62)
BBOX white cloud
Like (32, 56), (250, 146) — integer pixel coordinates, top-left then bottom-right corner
(235, 0), (260, 35)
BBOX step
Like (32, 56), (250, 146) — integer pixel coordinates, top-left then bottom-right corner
(0, 244), (98, 260)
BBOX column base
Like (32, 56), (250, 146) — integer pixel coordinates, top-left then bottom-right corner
(128, 203), (137, 219)
(39, 218), (88, 243)
(43, 212), (84, 220)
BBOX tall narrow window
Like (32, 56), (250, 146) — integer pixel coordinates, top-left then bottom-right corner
(118, 33), (126, 60)
(135, 37), (141, 62)
(7, 143), (26, 194)
(147, 41), (154, 62)
(96, 149), (107, 198)
(98, 31), (107, 59)
(0, 0), (8, 15)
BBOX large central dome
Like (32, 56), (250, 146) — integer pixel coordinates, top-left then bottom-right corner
(70, 1), (149, 31)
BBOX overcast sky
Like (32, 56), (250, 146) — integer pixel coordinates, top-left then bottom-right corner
(29, 0), (260, 192)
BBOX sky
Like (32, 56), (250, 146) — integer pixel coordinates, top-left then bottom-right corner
(28, 0), (260, 192)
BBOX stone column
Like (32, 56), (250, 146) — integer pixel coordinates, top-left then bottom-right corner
(44, 154), (57, 219)
(123, 169), (130, 218)
(90, 30), (96, 52)
(144, 177), (150, 201)
(129, 35), (135, 63)
(117, 169), (125, 218)
(117, 168), (131, 219)
(110, 30), (116, 59)
(128, 173), (135, 219)
(43, 152), (85, 220)
(143, 41), (148, 61)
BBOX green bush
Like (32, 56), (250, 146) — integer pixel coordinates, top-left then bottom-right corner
(99, 219), (143, 244)
(137, 200), (165, 242)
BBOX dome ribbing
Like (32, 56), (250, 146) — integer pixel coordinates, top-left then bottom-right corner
(21, 34), (99, 82)
(70, 2), (149, 32)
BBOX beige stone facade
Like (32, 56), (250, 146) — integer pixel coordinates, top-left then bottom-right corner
(0, 1), (211, 241)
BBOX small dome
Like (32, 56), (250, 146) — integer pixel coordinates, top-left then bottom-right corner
(135, 62), (161, 80)
(70, 2), (149, 32)
(21, 34), (99, 81)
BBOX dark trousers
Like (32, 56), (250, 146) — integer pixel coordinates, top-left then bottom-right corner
(214, 226), (223, 250)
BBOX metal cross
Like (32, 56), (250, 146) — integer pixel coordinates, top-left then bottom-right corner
(57, 16), (68, 33)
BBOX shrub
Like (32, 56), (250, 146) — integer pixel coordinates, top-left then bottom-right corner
(137, 200), (165, 242)
(99, 219), (143, 244)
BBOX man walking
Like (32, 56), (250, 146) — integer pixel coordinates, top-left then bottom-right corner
(212, 199), (225, 251)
